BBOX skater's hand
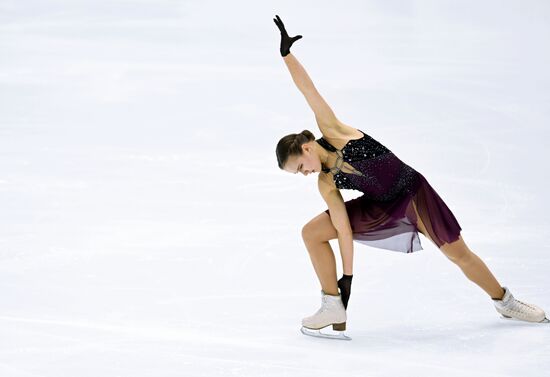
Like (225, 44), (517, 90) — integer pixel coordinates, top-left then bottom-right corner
(273, 14), (302, 57)
(338, 274), (353, 310)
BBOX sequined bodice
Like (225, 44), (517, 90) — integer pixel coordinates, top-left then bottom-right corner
(315, 130), (419, 201)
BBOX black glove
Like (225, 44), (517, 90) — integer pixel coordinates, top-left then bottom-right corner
(338, 274), (353, 310)
(273, 14), (302, 57)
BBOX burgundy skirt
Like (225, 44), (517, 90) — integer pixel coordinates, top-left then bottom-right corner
(324, 172), (462, 253)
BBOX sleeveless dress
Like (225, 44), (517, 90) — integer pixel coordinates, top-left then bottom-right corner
(316, 129), (462, 253)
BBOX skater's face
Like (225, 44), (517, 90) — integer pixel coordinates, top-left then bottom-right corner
(283, 142), (322, 176)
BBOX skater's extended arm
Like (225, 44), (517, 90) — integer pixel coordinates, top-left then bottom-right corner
(319, 178), (354, 275)
(283, 53), (341, 128)
(273, 15), (341, 129)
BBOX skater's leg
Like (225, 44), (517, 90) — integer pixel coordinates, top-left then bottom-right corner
(302, 212), (339, 296)
(411, 201), (505, 300)
(439, 236), (504, 299)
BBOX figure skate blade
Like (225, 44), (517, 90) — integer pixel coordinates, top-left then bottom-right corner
(500, 314), (550, 323)
(300, 326), (352, 340)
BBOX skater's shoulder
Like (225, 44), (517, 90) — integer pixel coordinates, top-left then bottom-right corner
(319, 122), (364, 151)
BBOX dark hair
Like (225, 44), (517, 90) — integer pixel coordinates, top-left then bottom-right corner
(276, 130), (316, 170)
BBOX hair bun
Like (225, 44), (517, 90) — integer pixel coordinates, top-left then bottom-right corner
(300, 130), (314, 139)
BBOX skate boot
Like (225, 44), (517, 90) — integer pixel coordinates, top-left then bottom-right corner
(492, 286), (549, 323)
(300, 290), (351, 340)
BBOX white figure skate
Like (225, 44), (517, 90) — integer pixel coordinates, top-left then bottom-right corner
(300, 290), (351, 340)
(493, 286), (549, 323)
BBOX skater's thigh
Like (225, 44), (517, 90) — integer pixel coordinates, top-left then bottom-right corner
(410, 200), (435, 245)
(411, 200), (471, 262)
(302, 211), (339, 243)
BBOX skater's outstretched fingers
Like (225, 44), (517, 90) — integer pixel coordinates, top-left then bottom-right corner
(273, 14), (303, 57)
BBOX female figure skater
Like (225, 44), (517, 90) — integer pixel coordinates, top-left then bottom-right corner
(273, 15), (548, 340)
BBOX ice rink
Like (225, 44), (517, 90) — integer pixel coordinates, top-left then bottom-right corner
(1, 0), (549, 376)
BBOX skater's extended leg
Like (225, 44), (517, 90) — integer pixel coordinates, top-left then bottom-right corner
(410, 200), (548, 322)
(439, 236), (504, 299)
(302, 212), (339, 296)
(411, 201), (505, 300)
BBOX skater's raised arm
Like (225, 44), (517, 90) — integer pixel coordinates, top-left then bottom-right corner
(274, 15), (341, 129)
(282, 53), (340, 128)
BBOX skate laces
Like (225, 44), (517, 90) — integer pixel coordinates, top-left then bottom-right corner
(504, 295), (539, 314)
(315, 295), (331, 314)
(319, 295), (329, 313)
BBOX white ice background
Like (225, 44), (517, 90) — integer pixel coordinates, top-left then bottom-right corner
(1, 0), (549, 376)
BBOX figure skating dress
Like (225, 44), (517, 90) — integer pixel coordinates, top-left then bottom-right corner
(316, 129), (462, 253)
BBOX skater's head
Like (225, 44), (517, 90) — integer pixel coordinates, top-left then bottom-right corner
(277, 130), (324, 176)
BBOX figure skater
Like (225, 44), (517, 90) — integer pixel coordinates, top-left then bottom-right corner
(272, 15), (548, 340)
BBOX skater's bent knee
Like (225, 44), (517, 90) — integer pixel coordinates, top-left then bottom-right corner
(301, 222), (317, 242)
(301, 213), (338, 243)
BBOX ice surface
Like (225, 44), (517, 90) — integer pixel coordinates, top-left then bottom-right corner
(1, 0), (549, 376)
